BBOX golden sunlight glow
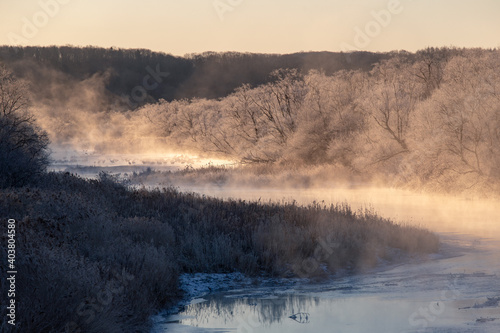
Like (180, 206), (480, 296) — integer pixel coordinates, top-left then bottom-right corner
(1, 0), (499, 55)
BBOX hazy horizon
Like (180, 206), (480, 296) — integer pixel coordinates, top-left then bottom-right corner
(1, 0), (499, 56)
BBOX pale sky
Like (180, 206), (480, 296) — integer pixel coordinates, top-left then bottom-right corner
(1, 0), (499, 56)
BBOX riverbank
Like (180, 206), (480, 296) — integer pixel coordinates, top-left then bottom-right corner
(0, 172), (439, 332)
(155, 235), (500, 332)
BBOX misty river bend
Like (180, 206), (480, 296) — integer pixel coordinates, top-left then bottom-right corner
(151, 186), (500, 333)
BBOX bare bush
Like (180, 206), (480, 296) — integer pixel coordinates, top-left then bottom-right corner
(0, 65), (49, 188)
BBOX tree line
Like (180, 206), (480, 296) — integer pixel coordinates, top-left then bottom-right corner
(141, 48), (500, 193)
(0, 45), (389, 106)
(1, 45), (497, 194)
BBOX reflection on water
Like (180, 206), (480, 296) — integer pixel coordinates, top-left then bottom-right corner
(170, 293), (319, 331)
(156, 238), (500, 332)
(158, 274), (500, 332)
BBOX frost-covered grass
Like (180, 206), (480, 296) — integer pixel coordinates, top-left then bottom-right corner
(128, 163), (364, 190)
(0, 172), (439, 332)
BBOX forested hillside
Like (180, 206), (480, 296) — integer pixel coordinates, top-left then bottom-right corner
(1, 45), (498, 194)
(132, 48), (500, 194)
(0, 45), (388, 106)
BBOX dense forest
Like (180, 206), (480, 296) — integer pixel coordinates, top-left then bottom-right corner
(0, 45), (389, 106)
(1, 45), (499, 196)
(138, 48), (500, 194)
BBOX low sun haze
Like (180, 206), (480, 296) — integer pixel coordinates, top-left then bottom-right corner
(1, 0), (499, 55)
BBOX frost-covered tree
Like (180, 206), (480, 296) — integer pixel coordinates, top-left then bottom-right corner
(249, 69), (306, 146)
(285, 70), (366, 165)
(357, 58), (426, 171)
(0, 66), (50, 187)
(413, 51), (500, 190)
(412, 47), (451, 97)
(137, 49), (500, 192)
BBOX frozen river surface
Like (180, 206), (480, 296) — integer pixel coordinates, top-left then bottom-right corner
(152, 186), (500, 333)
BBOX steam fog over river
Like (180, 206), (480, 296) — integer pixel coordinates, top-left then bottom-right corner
(51, 152), (500, 238)
(175, 186), (500, 239)
(51, 157), (500, 333)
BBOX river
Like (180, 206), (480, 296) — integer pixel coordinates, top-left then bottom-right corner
(50, 153), (500, 332)
(152, 186), (500, 333)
